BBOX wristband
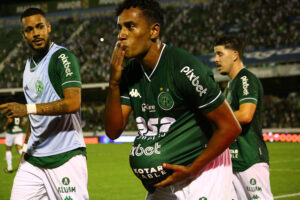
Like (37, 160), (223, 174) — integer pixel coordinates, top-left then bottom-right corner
(22, 143), (28, 153)
(26, 104), (37, 114)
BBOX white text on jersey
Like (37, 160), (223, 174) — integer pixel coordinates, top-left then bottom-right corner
(180, 66), (207, 97)
(58, 54), (74, 77)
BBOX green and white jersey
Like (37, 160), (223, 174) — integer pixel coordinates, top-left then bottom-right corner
(224, 68), (269, 172)
(120, 44), (225, 192)
(6, 118), (25, 134)
(23, 43), (86, 169)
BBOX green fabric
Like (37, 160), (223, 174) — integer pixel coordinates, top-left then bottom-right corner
(120, 45), (225, 192)
(24, 148), (86, 168)
(224, 68), (269, 172)
(6, 118), (25, 134)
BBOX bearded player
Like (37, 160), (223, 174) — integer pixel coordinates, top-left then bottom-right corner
(104, 0), (241, 199)
(0, 8), (88, 199)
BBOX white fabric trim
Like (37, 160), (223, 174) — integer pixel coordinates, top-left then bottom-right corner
(142, 43), (166, 82)
(61, 80), (81, 86)
(198, 91), (222, 109)
(239, 97), (257, 102)
(120, 96), (130, 99)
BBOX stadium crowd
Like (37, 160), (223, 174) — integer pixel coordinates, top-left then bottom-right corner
(0, 0), (299, 130)
(79, 92), (300, 132)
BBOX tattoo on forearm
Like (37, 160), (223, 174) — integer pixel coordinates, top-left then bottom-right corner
(39, 100), (67, 115)
(37, 87), (81, 115)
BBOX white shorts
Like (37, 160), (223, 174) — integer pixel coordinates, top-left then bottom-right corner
(146, 149), (233, 200)
(231, 162), (273, 200)
(11, 154), (89, 200)
(5, 133), (24, 147)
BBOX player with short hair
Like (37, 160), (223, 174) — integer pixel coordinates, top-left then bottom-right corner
(214, 35), (273, 200)
(0, 8), (88, 200)
(3, 117), (26, 173)
(105, 0), (241, 199)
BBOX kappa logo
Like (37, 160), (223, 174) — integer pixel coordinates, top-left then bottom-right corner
(180, 66), (207, 97)
(58, 53), (74, 77)
(129, 89), (141, 98)
(241, 76), (249, 95)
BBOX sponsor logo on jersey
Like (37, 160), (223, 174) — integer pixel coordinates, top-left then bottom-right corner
(57, 177), (76, 194)
(132, 165), (168, 180)
(129, 89), (141, 98)
(250, 178), (257, 185)
(247, 179), (262, 193)
(141, 103), (156, 112)
(180, 66), (207, 97)
(157, 92), (174, 111)
(58, 54), (74, 77)
(230, 149), (238, 159)
(241, 76), (249, 95)
(199, 197), (207, 200)
(130, 142), (161, 157)
(36, 79), (44, 95)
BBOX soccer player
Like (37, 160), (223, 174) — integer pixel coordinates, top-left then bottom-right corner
(214, 35), (273, 200)
(0, 8), (88, 200)
(105, 0), (241, 199)
(3, 117), (26, 173)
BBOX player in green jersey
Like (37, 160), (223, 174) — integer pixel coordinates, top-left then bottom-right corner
(105, 0), (241, 199)
(214, 35), (273, 200)
(3, 117), (26, 173)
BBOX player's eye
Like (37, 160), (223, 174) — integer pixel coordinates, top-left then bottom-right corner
(125, 23), (135, 30)
(36, 24), (44, 29)
(24, 27), (33, 33)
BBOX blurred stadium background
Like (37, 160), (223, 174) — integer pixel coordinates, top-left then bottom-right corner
(0, 0), (299, 199)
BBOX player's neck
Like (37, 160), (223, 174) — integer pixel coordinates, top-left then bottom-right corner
(139, 40), (163, 70)
(32, 41), (53, 60)
(229, 61), (244, 80)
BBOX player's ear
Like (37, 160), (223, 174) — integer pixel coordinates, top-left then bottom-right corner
(233, 50), (239, 62)
(47, 21), (51, 33)
(150, 23), (160, 40)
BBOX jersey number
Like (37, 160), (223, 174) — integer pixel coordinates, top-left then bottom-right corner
(136, 117), (176, 136)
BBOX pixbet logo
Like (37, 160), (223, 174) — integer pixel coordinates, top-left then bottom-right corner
(241, 76), (249, 95)
(130, 142), (161, 156)
(180, 66), (207, 97)
(58, 53), (73, 77)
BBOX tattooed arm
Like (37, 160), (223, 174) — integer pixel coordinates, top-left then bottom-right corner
(0, 87), (81, 117)
(37, 87), (81, 115)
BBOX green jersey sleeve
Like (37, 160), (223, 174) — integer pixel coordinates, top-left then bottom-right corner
(237, 72), (259, 105)
(49, 49), (82, 98)
(55, 49), (82, 89)
(174, 57), (225, 114)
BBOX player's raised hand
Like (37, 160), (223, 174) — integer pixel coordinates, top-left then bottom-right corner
(109, 41), (126, 86)
(0, 102), (27, 118)
(154, 163), (195, 187)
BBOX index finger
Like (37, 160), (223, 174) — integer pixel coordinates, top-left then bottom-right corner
(154, 176), (173, 187)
